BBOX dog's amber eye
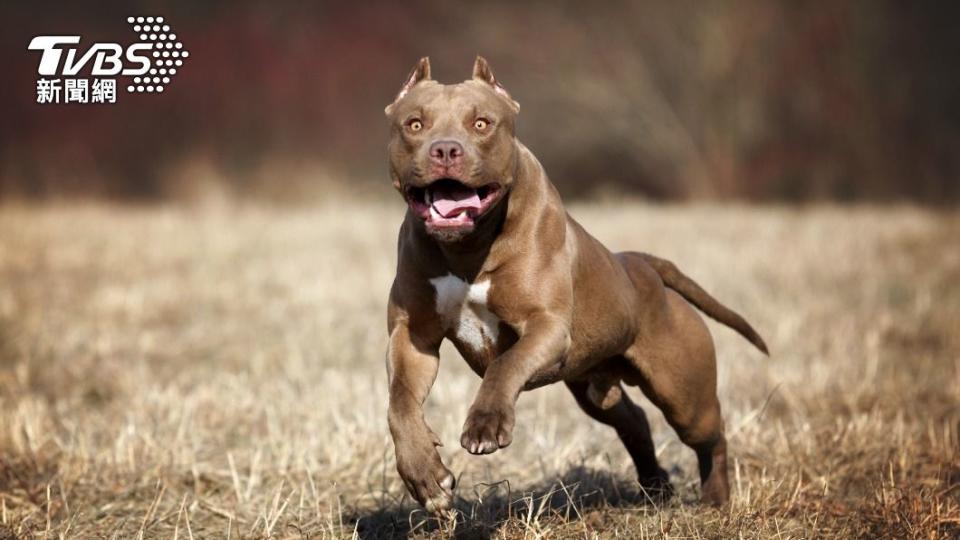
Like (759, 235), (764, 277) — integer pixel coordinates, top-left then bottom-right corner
(408, 119), (423, 132)
(474, 118), (489, 131)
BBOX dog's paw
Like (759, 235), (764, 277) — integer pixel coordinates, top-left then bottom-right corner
(460, 404), (515, 455)
(638, 468), (674, 503)
(396, 446), (456, 512)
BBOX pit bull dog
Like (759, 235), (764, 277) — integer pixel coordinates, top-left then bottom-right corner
(385, 56), (768, 512)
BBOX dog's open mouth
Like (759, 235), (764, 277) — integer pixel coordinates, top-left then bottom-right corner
(405, 179), (502, 230)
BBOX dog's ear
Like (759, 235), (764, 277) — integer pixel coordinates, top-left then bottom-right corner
(385, 57), (431, 116)
(472, 55), (520, 113)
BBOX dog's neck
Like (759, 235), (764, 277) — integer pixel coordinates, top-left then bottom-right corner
(430, 194), (507, 280)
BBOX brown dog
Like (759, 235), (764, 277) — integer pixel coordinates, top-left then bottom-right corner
(384, 56), (768, 512)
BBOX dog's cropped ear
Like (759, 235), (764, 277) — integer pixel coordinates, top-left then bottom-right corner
(385, 57), (431, 116)
(472, 55), (520, 113)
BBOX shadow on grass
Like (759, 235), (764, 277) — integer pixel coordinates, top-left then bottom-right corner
(349, 466), (667, 539)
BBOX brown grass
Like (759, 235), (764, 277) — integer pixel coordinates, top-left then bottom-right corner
(0, 200), (956, 538)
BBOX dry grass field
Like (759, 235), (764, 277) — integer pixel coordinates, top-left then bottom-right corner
(0, 200), (956, 538)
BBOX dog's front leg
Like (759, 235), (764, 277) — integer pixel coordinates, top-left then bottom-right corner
(386, 323), (455, 512)
(460, 313), (570, 454)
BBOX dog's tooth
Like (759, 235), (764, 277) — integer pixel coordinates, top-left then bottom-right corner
(429, 205), (441, 220)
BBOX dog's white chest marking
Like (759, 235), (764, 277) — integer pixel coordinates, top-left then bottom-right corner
(429, 274), (499, 352)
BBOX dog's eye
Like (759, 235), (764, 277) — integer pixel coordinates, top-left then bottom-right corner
(474, 118), (490, 131)
(408, 119), (423, 132)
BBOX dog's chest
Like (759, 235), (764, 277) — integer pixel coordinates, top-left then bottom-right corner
(429, 274), (500, 353)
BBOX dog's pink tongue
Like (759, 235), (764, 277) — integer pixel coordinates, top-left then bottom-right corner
(431, 185), (481, 217)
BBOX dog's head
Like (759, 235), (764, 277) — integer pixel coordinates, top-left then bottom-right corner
(385, 56), (520, 243)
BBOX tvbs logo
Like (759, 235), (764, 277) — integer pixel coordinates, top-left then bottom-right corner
(28, 16), (189, 104)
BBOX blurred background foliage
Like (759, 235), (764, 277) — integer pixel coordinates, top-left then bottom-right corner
(1, 0), (958, 203)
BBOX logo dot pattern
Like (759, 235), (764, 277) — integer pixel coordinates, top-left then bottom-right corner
(126, 16), (187, 93)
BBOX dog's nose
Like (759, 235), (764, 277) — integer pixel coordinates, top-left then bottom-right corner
(429, 140), (464, 166)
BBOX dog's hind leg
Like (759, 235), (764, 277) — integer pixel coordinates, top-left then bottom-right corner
(615, 252), (731, 505)
(621, 293), (731, 506)
(565, 378), (672, 498)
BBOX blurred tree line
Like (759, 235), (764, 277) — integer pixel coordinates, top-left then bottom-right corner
(1, 0), (957, 203)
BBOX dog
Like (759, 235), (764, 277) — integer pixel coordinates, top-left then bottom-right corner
(384, 56), (768, 512)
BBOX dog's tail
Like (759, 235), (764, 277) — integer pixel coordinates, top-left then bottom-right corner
(639, 253), (769, 355)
